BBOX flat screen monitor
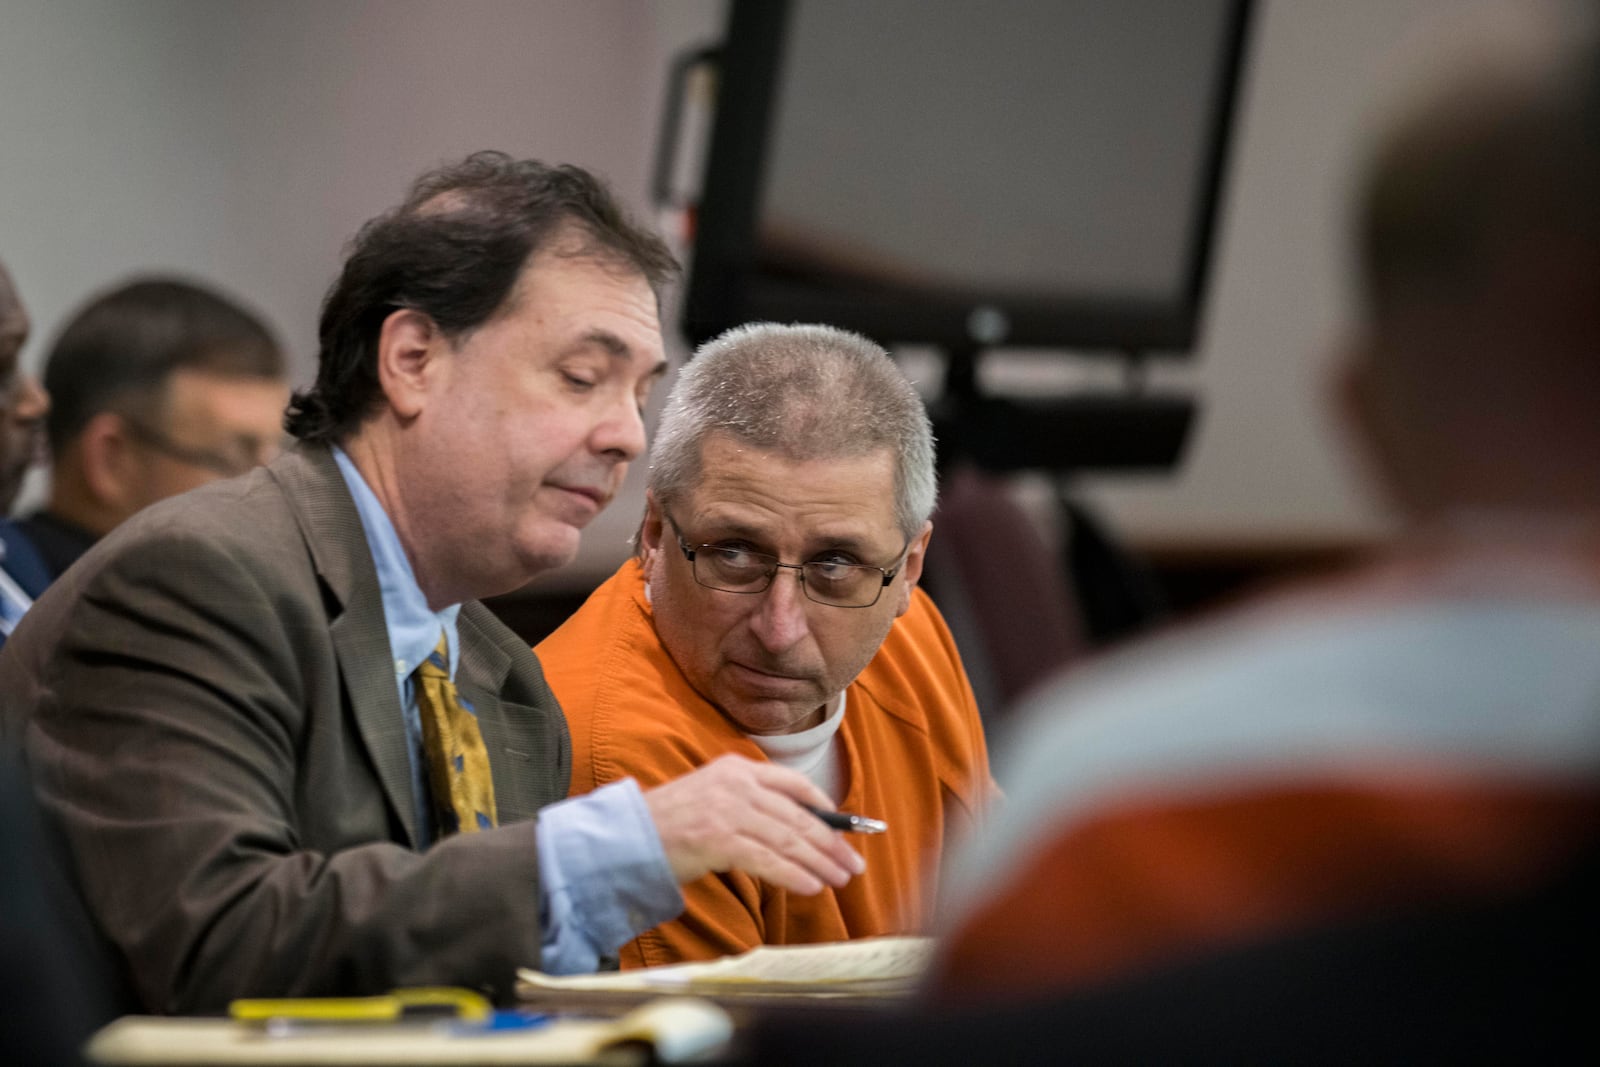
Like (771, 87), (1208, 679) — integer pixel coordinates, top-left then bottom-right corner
(682, 0), (1253, 354)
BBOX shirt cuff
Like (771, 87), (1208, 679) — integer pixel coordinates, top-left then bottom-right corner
(535, 778), (683, 974)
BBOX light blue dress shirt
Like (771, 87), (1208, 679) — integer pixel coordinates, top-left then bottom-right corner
(332, 447), (681, 973)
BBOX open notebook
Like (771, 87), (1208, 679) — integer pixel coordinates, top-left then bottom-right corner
(518, 935), (935, 999)
(86, 997), (732, 1065)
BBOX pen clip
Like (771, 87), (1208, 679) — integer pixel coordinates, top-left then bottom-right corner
(842, 812), (889, 834)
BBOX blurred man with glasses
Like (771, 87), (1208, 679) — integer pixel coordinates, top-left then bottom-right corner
(19, 277), (288, 578)
(538, 322), (996, 967)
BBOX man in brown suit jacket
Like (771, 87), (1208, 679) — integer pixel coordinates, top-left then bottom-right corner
(0, 153), (865, 1015)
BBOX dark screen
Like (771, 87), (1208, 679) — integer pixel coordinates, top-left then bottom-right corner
(685, 0), (1251, 352)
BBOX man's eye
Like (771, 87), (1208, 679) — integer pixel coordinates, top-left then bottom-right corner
(808, 556), (860, 582)
(561, 371), (596, 391)
(711, 546), (764, 571)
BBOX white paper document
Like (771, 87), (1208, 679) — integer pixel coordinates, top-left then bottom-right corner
(517, 935), (935, 997)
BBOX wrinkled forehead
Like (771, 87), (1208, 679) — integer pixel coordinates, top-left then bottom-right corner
(683, 434), (902, 531)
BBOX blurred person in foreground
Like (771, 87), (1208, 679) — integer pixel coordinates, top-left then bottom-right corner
(0, 151), (865, 1015)
(928, 0), (1600, 1006)
(19, 277), (289, 579)
(0, 260), (51, 645)
(538, 323), (995, 966)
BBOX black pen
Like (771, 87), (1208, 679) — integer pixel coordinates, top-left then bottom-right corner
(804, 804), (888, 834)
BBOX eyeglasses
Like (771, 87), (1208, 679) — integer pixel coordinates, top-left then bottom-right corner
(665, 511), (909, 609)
(121, 416), (280, 479)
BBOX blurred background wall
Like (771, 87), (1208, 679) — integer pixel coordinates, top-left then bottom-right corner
(0, 0), (1459, 597)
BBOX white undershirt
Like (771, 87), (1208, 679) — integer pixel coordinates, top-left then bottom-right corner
(749, 692), (847, 801)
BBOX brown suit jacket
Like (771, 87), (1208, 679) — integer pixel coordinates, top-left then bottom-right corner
(0, 444), (569, 1013)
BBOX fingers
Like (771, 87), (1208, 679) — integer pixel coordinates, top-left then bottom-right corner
(643, 755), (867, 895)
(733, 785), (865, 889)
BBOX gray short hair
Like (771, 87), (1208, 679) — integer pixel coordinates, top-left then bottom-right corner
(648, 323), (937, 537)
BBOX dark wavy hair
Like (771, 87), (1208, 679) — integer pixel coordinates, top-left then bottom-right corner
(286, 151), (678, 442)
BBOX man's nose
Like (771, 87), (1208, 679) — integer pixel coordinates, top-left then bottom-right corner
(11, 374), (48, 422)
(595, 395), (647, 462)
(748, 565), (812, 653)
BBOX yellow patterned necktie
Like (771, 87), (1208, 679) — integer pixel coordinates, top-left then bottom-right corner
(415, 635), (498, 835)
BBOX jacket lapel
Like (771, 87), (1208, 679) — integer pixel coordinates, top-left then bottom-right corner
(458, 605), (542, 824)
(270, 445), (421, 848)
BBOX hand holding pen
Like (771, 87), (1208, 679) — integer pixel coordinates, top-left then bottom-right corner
(643, 754), (868, 895)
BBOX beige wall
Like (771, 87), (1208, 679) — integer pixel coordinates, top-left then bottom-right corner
(1075, 0), (1452, 548)
(0, 0), (1471, 587)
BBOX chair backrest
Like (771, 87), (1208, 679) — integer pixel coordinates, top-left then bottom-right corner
(920, 466), (1088, 733)
(921, 466), (1169, 740)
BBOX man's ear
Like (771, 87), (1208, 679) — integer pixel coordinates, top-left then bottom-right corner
(891, 520), (934, 618)
(638, 490), (667, 580)
(79, 412), (144, 512)
(375, 309), (446, 420)
(1332, 335), (1409, 514)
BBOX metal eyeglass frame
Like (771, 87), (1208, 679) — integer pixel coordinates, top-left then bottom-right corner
(664, 510), (909, 609)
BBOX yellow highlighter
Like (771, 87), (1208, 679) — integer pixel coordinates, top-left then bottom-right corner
(229, 986), (492, 1026)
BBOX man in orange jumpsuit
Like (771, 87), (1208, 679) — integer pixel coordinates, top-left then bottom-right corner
(539, 323), (996, 967)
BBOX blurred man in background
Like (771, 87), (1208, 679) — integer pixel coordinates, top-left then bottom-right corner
(0, 260), (51, 645)
(0, 259), (102, 1062)
(19, 277), (289, 578)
